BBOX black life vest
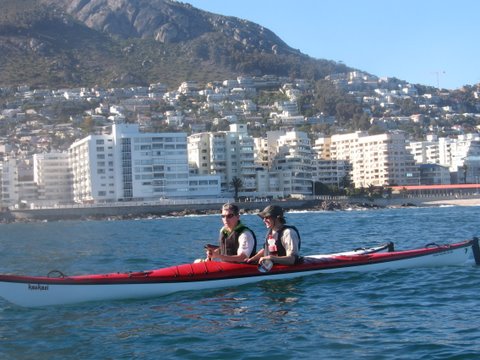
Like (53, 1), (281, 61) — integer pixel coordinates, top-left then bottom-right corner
(219, 222), (257, 257)
(265, 225), (301, 258)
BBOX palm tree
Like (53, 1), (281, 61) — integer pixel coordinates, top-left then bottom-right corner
(367, 184), (377, 201)
(230, 176), (243, 202)
(462, 163), (468, 184)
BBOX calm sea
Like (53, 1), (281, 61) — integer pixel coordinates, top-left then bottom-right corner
(1, 206), (480, 359)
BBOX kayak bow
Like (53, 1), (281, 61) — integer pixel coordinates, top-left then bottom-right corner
(0, 238), (478, 307)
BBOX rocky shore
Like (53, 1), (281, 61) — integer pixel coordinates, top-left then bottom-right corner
(2, 196), (479, 223)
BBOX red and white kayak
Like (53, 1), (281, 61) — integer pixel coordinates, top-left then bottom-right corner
(0, 239), (478, 307)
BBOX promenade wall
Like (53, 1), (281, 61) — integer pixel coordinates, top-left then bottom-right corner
(7, 194), (480, 222)
(8, 199), (320, 221)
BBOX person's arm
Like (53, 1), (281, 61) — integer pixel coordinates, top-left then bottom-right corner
(210, 251), (247, 262)
(246, 248), (264, 264)
(259, 253), (296, 265)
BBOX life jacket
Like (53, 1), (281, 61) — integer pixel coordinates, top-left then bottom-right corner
(219, 222), (257, 257)
(265, 225), (301, 261)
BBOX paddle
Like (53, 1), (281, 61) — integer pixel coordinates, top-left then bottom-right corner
(258, 259), (273, 273)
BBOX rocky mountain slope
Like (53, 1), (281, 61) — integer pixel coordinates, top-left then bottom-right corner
(0, 0), (350, 88)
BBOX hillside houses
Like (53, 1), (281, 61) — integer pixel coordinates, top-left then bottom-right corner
(1, 73), (480, 208)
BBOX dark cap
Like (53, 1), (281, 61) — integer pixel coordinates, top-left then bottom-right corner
(258, 205), (284, 219)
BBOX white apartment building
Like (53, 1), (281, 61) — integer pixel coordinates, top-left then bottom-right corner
(313, 159), (352, 187)
(0, 156), (37, 207)
(188, 124), (256, 196)
(187, 132), (210, 176)
(270, 130), (313, 195)
(69, 133), (116, 203)
(407, 134), (440, 164)
(0, 159), (15, 207)
(69, 122), (220, 203)
(253, 137), (269, 168)
(328, 131), (420, 187)
(33, 151), (73, 205)
(438, 134), (480, 183)
(408, 133), (480, 184)
(312, 136), (352, 186)
(253, 130), (316, 197)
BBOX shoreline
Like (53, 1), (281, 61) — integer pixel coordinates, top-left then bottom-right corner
(2, 195), (480, 223)
(418, 198), (480, 207)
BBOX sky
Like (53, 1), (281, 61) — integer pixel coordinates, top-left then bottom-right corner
(185, 0), (480, 90)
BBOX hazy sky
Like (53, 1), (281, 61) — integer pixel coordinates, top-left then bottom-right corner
(186, 0), (479, 90)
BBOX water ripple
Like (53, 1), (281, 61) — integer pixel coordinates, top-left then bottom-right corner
(1, 207), (480, 359)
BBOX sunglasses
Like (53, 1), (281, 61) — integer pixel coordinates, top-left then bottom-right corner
(221, 213), (236, 219)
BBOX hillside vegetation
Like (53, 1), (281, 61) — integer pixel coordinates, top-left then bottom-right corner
(0, 0), (350, 88)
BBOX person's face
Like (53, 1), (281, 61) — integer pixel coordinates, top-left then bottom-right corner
(262, 216), (275, 229)
(221, 210), (238, 230)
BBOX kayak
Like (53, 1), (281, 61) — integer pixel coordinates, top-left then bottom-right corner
(0, 238), (478, 307)
(0, 243), (393, 308)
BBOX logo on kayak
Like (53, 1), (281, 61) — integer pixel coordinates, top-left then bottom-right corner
(28, 284), (49, 291)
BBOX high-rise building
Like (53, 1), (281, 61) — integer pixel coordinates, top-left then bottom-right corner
(313, 159), (352, 187)
(33, 151), (73, 205)
(270, 130), (314, 195)
(409, 133), (480, 184)
(188, 124), (256, 196)
(69, 122), (220, 203)
(327, 131), (420, 187)
(0, 158), (15, 208)
(0, 156), (37, 207)
(312, 136), (351, 187)
(407, 135), (440, 164)
(439, 134), (480, 183)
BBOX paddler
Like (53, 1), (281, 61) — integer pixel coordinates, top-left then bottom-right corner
(205, 203), (257, 263)
(247, 205), (301, 268)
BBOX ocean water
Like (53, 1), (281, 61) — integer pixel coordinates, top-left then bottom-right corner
(1, 206), (480, 359)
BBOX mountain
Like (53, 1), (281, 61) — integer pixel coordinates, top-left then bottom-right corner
(0, 0), (350, 88)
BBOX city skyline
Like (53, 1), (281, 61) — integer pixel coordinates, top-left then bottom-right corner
(4, 121), (480, 208)
(186, 0), (480, 90)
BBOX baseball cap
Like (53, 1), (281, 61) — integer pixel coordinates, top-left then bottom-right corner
(258, 205), (284, 218)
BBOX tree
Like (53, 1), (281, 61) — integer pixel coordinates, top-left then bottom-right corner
(339, 175), (353, 194)
(367, 184), (377, 200)
(313, 181), (331, 195)
(230, 176), (243, 201)
(462, 164), (468, 184)
(81, 116), (95, 134)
